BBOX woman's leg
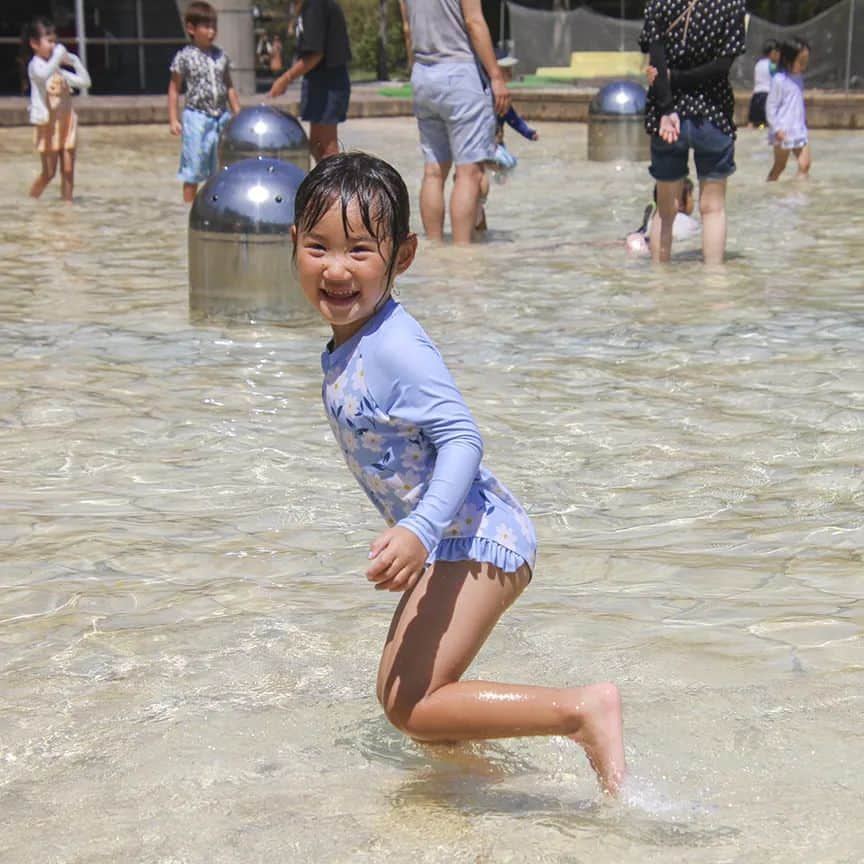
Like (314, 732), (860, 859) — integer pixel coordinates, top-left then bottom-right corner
(767, 146), (790, 181)
(794, 144), (811, 178)
(699, 178), (727, 266)
(309, 122), (339, 162)
(650, 179), (683, 263)
(376, 559), (626, 793)
(60, 148), (76, 201)
(29, 152), (58, 198)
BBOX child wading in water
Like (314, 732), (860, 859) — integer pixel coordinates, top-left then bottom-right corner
(27, 17), (91, 202)
(292, 152), (626, 794)
(766, 37), (811, 181)
(168, 1), (241, 203)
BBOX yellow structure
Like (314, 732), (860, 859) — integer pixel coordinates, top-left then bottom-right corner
(535, 51), (646, 81)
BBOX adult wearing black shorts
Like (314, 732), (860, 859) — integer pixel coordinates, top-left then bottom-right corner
(269, 0), (351, 162)
(639, 0), (746, 264)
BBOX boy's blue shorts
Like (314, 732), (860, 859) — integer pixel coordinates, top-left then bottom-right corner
(178, 107), (231, 184)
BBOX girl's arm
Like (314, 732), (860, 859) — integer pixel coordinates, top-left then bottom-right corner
(376, 333), (483, 555)
(61, 53), (91, 90)
(268, 52), (323, 97)
(29, 44), (66, 84)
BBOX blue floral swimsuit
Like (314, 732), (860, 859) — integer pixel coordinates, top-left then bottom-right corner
(321, 298), (537, 574)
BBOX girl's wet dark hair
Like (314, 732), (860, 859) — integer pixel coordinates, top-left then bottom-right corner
(778, 37), (809, 72)
(293, 152), (411, 283)
(25, 16), (55, 49)
(761, 38), (779, 56)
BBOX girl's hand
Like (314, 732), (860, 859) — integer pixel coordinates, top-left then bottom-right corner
(659, 112), (680, 143)
(775, 129), (786, 142)
(268, 74), (290, 98)
(169, 119), (182, 136)
(366, 526), (428, 592)
(646, 64), (658, 86)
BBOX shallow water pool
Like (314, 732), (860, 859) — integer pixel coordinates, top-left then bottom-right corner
(1, 119), (863, 863)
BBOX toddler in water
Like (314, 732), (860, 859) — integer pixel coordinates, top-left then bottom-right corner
(626, 178), (699, 256)
(292, 152), (626, 795)
(476, 53), (538, 232)
(168, 1), (241, 203)
(26, 17), (91, 202)
(766, 37), (811, 181)
(748, 38), (779, 129)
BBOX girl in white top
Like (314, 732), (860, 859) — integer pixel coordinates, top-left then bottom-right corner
(766, 37), (811, 182)
(27, 17), (91, 202)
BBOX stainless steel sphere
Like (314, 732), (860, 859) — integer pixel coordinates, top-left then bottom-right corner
(589, 80), (647, 116)
(218, 104), (310, 172)
(587, 80), (649, 162)
(189, 157), (311, 324)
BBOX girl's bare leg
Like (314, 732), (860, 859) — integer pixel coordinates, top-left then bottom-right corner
(650, 179), (683, 263)
(376, 560), (626, 794)
(60, 148), (75, 201)
(183, 182), (198, 204)
(699, 178), (727, 266)
(767, 146), (790, 181)
(309, 122), (339, 163)
(794, 144), (811, 179)
(29, 152), (58, 198)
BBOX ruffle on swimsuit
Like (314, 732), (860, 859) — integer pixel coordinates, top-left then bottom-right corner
(430, 536), (529, 575)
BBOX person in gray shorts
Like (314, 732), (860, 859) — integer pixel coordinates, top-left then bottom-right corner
(400, 0), (510, 244)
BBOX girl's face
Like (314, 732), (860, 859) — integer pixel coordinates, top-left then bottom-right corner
(293, 200), (416, 346)
(792, 47), (810, 74)
(30, 30), (57, 60)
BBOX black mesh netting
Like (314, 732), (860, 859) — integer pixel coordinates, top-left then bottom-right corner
(507, 0), (864, 89)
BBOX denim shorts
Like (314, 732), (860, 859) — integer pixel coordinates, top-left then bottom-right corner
(411, 61), (496, 165)
(300, 66), (350, 125)
(650, 117), (736, 182)
(178, 107), (230, 184)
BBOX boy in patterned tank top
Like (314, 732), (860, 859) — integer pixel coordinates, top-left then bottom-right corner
(168, 1), (241, 203)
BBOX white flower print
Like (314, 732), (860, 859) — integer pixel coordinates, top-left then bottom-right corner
(495, 524), (516, 549)
(342, 394), (361, 417)
(400, 442), (426, 470)
(366, 471), (388, 495)
(456, 503), (484, 535)
(340, 425), (361, 453)
(361, 430), (385, 452)
(351, 359), (366, 390)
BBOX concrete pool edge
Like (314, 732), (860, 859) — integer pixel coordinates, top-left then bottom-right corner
(1, 85), (863, 129)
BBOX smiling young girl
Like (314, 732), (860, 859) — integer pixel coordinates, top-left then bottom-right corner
(291, 152), (626, 795)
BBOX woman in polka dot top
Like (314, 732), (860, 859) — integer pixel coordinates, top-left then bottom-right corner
(639, 0), (746, 264)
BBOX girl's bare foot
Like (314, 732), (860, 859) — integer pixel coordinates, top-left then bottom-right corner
(568, 682), (625, 795)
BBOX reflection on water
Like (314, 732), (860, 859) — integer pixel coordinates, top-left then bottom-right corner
(1, 120), (863, 862)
